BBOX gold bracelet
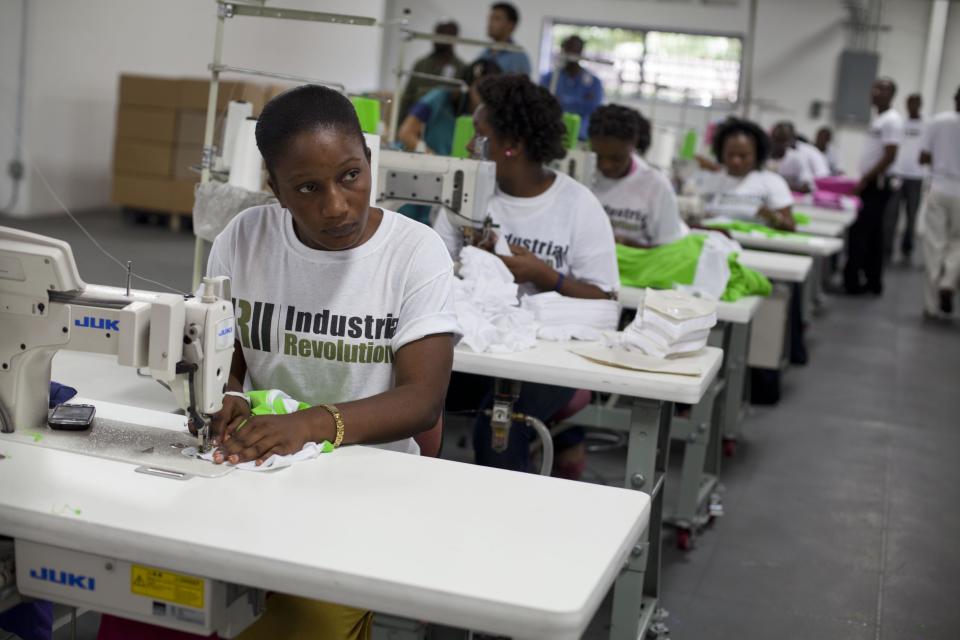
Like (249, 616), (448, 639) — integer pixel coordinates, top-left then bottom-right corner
(320, 403), (345, 448)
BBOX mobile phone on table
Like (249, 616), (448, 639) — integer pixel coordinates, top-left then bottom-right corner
(48, 404), (96, 431)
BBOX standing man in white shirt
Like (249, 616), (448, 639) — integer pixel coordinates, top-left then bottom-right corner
(845, 77), (904, 295)
(919, 86), (960, 318)
(886, 93), (927, 263)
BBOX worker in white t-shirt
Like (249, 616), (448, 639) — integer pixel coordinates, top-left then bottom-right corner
(844, 77), (904, 295)
(919, 86), (960, 318)
(146, 85), (458, 640)
(770, 121), (814, 193)
(815, 126), (843, 175)
(435, 75), (618, 479)
(887, 93), (927, 262)
(693, 117), (796, 231)
(587, 104), (687, 247)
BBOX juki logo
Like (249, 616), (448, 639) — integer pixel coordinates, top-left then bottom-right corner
(75, 316), (120, 332)
(29, 567), (96, 591)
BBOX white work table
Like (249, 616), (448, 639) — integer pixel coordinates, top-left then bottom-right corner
(720, 229), (844, 257)
(452, 341), (722, 639)
(454, 340), (722, 405)
(738, 249), (813, 283)
(0, 396), (650, 640)
(793, 202), (857, 227)
(797, 218), (847, 238)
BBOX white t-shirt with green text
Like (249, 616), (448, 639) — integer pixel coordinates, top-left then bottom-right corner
(207, 205), (459, 454)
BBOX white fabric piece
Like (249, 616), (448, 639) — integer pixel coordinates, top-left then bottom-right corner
(920, 111), (960, 198)
(537, 324), (604, 342)
(208, 206), (460, 455)
(676, 231), (739, 300)
(183, 441), (326, 472)
(521, 291), (621, 326)
(859, 108), (904, 177)
(621, 330), (707, 359)
(694, 169), (794, 220)
(434, 171), (620, 296)
(614, 290), (715, 358)
(593, 154), (687, 247)
(453, 246), (538, 353)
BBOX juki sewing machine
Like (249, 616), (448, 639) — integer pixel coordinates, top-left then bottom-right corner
(0, 225), (269, 636)
(549, 148), (597, 188)
(378, 149), (499, 247)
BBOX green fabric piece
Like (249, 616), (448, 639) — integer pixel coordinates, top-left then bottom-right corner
(351, 97), (380, 135)
(617, 235), (704, 289)
(451, 116), (474, 159)
(243, 390), (331, 450)
(704, 220), (811, 240)
(723, 254), (772, 301)
(616, 235), (772, 302)
(793, 212), (811, 226)
(562, 113), (581, 150)
(679, 129), (698, 160)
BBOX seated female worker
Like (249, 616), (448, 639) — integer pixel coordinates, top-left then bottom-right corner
(96, 85), (459, 640)
(434, 74), (618, 479)
(693, 117), (796, 231)
(588, 104), (687, 248)
(397, 58), (502, 156)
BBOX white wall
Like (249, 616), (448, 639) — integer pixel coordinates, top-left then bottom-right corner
(0, 0), (387, 217)
(380, 0), (943, 175)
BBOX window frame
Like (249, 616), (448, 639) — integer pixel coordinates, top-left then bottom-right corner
(539, 17), (745, 108)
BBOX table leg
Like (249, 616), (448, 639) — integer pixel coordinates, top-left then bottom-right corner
(609, 398), (672, 640)
(666, 379), (721, 548)
(721, 321), (750, 448)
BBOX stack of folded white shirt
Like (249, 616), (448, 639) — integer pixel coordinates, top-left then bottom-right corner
(454, 246), (537, 353)
(621, 289), (717, 358)
(521, 291), (621, 341)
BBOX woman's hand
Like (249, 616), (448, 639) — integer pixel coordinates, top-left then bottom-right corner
(214, 411), (317, 466)
(190, 394), (251, 445)
(500, 244), (557, 289)
(759, 207), (796, 232)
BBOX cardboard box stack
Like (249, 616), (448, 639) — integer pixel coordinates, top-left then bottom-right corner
(112, 74), (269, 222)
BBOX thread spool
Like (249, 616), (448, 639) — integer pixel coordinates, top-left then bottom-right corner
(228, 117), (263, 192)
(220, 100), (253, 170)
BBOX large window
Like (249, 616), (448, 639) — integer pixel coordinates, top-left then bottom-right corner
(541, 21), (742, 107)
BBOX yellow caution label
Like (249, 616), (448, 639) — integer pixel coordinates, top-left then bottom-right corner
(130, 565), (205, 609)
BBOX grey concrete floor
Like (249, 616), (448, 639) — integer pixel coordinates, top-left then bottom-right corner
(2, 209), (959, 639)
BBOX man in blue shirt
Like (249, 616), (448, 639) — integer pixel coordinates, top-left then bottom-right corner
(478, 2), (531, 76)
(540, 36), (604, 140)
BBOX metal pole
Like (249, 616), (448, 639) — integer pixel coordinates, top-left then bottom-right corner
(388, 35), (408, 145)
(193, 3), (227, 290)
(741, 0), (759, 118)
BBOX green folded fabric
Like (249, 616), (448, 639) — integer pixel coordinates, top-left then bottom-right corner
(351, 97), (380, 135)
(793, 212), (811, 226)
(617, 235), (771, 302)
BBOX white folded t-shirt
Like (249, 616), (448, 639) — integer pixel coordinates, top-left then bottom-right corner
(207, 205), (460, 455)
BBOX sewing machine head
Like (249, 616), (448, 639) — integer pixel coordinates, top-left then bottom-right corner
(0, 226), (234, 451)
(377, 149), (498, 246)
